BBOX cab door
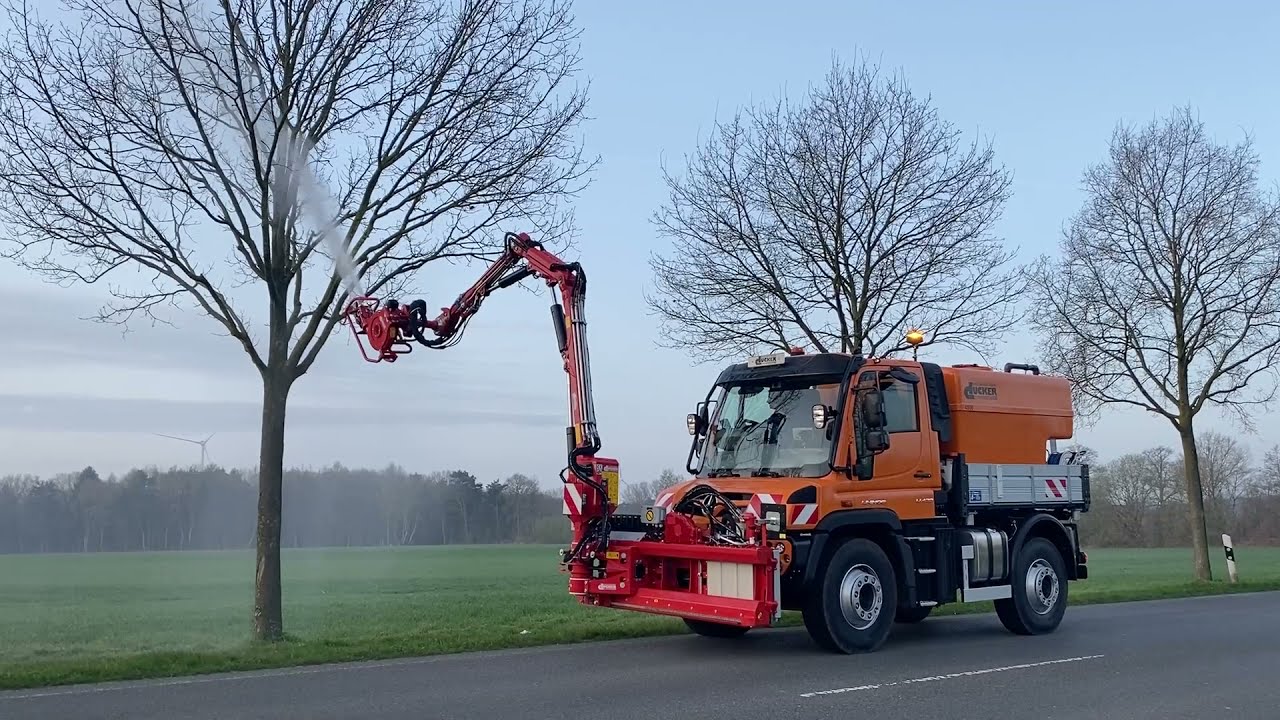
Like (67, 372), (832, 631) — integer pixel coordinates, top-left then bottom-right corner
(836, 366), (939, 519)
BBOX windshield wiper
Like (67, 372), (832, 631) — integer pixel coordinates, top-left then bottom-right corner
(706, 470), (742, 478)
(752, 469), (784, 477)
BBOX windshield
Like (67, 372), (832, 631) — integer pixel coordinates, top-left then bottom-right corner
(697, 378), (843, 478)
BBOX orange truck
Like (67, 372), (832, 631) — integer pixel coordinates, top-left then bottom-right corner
(649, 349), (1090, 652)
(344, 231), (1090, 654)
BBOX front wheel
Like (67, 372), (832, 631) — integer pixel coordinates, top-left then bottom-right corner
(802, 537), (898, 653)
(683, 618), (749, 638)
(995, 537), (1068, 635)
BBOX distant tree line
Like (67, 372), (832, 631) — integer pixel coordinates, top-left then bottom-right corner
(0, 464), (574, 554)
(4, 435), (1278, 555)
(1079, 433), (1280, 547)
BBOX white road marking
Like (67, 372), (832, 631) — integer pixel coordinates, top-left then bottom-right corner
(800, 654), (1106, 698)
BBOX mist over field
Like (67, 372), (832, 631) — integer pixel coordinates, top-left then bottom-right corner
(0, 463), (572, 554)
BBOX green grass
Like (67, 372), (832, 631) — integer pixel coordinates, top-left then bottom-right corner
(1, 545), (1277, 689)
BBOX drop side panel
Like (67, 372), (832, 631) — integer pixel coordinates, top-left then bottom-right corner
(965, 463), (1088, 510)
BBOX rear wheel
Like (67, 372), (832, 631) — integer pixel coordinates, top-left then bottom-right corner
(683, 619), (749, 638)
(802, 537), (898, 653)
(995, 537), (1067, 635)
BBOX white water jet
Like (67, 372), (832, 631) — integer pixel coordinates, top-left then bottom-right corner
(277, 128), (365, 298)
(178, 0), (365, 297)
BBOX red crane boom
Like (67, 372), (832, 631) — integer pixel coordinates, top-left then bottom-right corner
(340, 231), (613, 585)
(342, 230), (781, 629)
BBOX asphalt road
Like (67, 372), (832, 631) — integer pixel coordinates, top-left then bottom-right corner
(3, 592), (1279, 720)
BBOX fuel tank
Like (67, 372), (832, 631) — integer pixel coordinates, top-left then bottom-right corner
(939, 364), (1073, 464)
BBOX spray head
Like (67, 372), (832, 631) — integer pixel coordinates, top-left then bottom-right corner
(342, 297), (410, 362)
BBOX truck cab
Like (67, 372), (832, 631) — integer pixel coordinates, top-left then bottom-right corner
(654, 348), (1090, 652)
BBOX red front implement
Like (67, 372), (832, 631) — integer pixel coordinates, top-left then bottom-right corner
(584, 529), (784, 628)
(341, 231), (782, 630)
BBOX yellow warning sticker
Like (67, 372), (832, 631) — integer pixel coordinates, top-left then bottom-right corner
(603, 468), (619, 505)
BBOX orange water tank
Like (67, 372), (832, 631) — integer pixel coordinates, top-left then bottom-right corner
(938, 364), (1073, 464)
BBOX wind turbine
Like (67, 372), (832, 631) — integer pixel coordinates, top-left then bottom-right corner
(153, 432), (215, 468)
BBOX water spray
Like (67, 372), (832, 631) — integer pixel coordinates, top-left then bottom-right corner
(277, 126), (365, 298)
(176, 0), (364, 297)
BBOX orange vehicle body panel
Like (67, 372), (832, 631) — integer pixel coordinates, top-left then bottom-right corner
(938, 364), (1073, 464)
(661, 356), (1074, 527)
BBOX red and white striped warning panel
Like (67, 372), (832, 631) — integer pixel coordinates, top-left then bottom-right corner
(653, 491), (676, 510)
(562, 484), (583, 517)
(742, 493), (781, 518)
(1043, 477), (1069, 499)
(788, 503), (818, 526)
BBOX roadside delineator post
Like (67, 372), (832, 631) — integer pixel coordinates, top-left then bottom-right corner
(1222, 533), (1239, 584)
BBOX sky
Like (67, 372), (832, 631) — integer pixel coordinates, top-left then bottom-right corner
(1, 0), (1279, 490)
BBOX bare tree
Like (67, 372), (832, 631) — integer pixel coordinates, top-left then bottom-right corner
(503, 473), (541, 542)
(1244, 445), (1280, 542)
(646, 56), (1023, 362)
(1260, 445), (1280, 496)
(0, 0), (592, 639)
(1195, 431), (1252, 534)
(1096, 446), (1181, 545)
(1099, 452), (1156, 544)
(621, 468), (681, 505)
(1139, 446), (1182, 546)
(1027, 106), (1280, 580)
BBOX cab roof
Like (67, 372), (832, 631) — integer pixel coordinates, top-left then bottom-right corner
(714, 351), (862, 386)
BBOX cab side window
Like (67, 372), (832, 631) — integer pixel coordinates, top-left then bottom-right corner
(859, 370), (919, 434)
(882, 380), (918, 433)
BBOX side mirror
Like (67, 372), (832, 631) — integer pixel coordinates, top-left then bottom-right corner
(855, 452), (874, 480)
(865, 428), (890, 453)
(687, 413), (711, 437)
(860, 389), (887, 428)
(851, 387), (891, 480)
(687, 401), (712, 436)
(811, 404), (833, 429)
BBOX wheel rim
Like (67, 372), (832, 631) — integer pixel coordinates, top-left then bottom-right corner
(1024, 558), (1059, 615)
(838, 563), (883, 630)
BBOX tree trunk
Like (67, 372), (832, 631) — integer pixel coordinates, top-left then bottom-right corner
(1179, 425), (1213, 581)
(254, 364), (293, 641)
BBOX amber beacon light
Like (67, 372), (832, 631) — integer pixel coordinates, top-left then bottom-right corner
(905, 328), (925, 359)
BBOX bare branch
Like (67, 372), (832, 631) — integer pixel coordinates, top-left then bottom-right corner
(1028, 106), (1280, 582)
(646, 55), (1023, 363)
(0, 0), (593, 639)
(0, 0), (592, 376)
(1028, 106), (1280, 432)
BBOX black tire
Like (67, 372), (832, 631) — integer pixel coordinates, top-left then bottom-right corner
(894, 604), (933, 624)
(994, 536), (1068, 635)
(683, 618), (749, 638)
(802, 537), (898, 653)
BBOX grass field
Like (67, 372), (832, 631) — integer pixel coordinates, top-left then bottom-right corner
(2, 544), (1278, 689)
